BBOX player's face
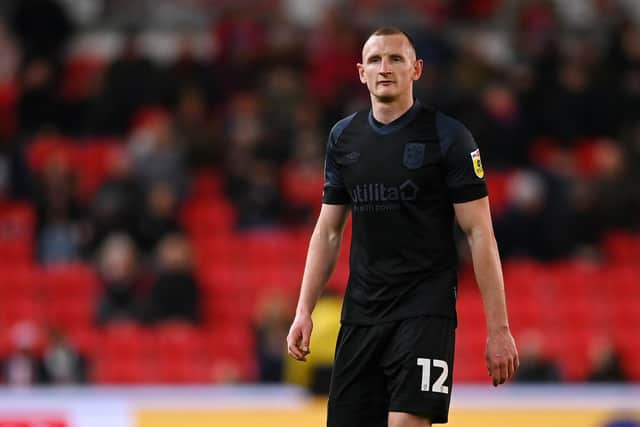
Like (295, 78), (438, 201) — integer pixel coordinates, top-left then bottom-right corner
(357, 34), (423, 103)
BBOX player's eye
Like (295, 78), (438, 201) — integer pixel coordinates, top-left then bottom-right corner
(368, 57), (380, 63)
(391, 56), (403, 62)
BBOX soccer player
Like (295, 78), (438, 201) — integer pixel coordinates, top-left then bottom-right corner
(287, 27), (519, 427)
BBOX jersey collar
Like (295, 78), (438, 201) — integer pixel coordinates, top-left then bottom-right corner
(368, 99), (421, 135)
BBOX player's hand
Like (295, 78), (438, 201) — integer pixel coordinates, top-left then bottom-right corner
(485, 327), (519, 387)
(287, 314), (313, 362)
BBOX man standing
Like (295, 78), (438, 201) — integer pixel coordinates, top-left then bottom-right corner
(287, 27), (519, 426)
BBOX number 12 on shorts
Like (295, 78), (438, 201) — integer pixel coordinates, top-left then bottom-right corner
(417, 358), (449, 394)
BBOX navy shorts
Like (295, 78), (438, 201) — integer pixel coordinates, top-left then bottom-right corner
(327, 316), (456, 426)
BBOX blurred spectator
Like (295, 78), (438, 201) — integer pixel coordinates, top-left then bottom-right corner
(537, 58), (606, 141)
(8, 0), (73, 61)
(172, 86), (223, 171)
(17, 58), (61, 133)
(42, 329), (87, 384)
(128, 114), (187, 197)
(136, 182), (181, 255)
(232, 158), (286, 229)
(212, 7), (265, 94)
(88, 153), (142, 255)
(95, 233), (146, 325)
(255, 292), (293, 382)
(34, 155), (84, 264)
(587, 337), (628, 382)
(467, 81), (530, 169)
(165, 37), (221, 108)
(306, 8), (360, 106)
(89, 31), (160, 135)
(588, 141), (640, 232)
(495, 170), (573, 260)
(1, 322), (48, 386)
(145, 233), (200, 324)
(513, 330), (562, 383)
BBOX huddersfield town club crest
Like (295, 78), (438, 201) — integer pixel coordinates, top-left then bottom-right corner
(403, 143), (425, 169)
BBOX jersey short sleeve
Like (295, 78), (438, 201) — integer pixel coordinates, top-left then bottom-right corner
(436, 112), (488, 203)
(322, 114), (356, 205)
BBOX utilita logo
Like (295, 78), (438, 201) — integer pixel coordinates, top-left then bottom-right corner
(351, 180), (419, 203)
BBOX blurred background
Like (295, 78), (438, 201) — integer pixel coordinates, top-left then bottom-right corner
(0, 0), (638, 425)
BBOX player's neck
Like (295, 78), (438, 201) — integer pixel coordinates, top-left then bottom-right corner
(370, 94), (415, 125)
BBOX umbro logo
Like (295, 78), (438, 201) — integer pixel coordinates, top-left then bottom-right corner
(338, 152), (361, 165)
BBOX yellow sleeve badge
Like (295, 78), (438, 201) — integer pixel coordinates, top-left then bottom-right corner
(470, 148), (484, 179)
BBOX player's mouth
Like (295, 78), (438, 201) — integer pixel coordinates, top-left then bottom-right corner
(378, 80), (394, 85)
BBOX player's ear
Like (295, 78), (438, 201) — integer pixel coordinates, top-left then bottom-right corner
(413, 59), (424, 81)
(357, 63), (367, 84)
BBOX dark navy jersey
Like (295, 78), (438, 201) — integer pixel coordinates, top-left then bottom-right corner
(322, 100), (487, 325)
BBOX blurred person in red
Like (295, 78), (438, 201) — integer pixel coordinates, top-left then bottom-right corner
(287, 27), (518, 427)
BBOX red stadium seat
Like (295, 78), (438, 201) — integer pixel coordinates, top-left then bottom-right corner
(601, 231), (640, 265)
(204, 296), (256, 325)
(67, 327), (100, 359)
(280, 164), (324, 217)
(42, 263), (98, 299)
(149, 322), (210, 383)
(0, 202), (36, 265)
(180, 199), (237, 235)
(26, 135), (77, 173)
(62, 54), (105, 101)
(45, 297), (94, 331)
(206, 324), (256, 380)
(548, 260), (601, 295)
(189, 169), (225, 199)
(602, 265), (640, 300)
(550, 327), (593, 381)
(92, 323), (154, 383)
(0, 265), (41, 299)
(152, 322), (207, 361)
(0, 296), (46, 328)
(92, 360), (152, 384)
(74, 140), (126, 201)
(0, 79), (18, 138)
(485, 169), (514, 216)
(99, 323), (152, 361)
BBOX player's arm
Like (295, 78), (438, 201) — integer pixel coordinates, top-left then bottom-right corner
(454, 197), (519, 386)
(287, 203), (350, 362)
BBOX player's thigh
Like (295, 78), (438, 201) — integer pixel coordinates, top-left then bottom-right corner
(327, 324), (388, 427)
(388, 411), (431, 427)
(382, 316), (455, 425)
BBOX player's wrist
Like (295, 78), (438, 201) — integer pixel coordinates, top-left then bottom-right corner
(487, 324), (510, 335)
(295, 307), (313, 319)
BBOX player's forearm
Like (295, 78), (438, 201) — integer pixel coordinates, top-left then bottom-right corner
(466, 227), (510, 332)
(295, 223), (343, 317)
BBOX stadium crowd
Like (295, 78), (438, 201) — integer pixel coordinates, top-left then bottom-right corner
(0, 0), (638, 385)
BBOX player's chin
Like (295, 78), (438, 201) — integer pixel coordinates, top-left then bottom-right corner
(375, 93), (397, 103)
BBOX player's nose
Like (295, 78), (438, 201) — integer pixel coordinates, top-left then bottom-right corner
(379, 57), (393, 73)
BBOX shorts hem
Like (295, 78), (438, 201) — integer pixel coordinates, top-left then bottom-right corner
(388, 401), (449, 424)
